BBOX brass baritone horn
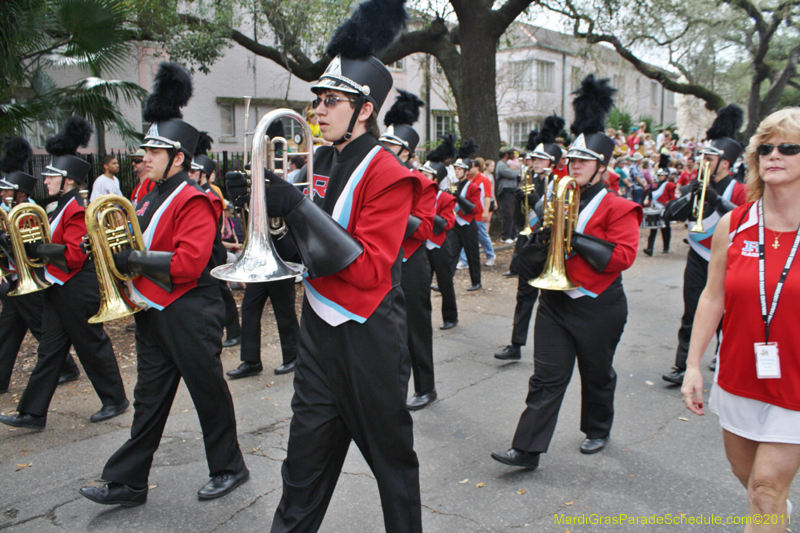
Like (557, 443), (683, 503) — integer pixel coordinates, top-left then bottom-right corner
(518, 166), (535, 236)
(690, 160), (712, 234)
(84, 194), (145, 323)
(211, 108), (308, 283)
(529, 175), (581, 291)
(6, 203), (53, 296)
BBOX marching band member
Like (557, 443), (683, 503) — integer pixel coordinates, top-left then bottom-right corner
(81, 63), (248, 507)
(450, 157), (483, 291)
(495, 115), (564, 361)
(0, 118), (128, 430)
(661, 105), (748, 384)
(643, 168), (676, 255)
(226, 0), (422, 526)
(492, 75), (642, 469)
(0, 138), (79, 392)
(379, 90), (438, 410)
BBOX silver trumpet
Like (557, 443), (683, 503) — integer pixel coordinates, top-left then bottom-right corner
(211, 108), (310, 283)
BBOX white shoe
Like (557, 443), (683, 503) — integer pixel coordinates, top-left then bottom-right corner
(502, 238), (515, 244)
(485, 257), (495, 266)
(788, 499), (793, 515)
(456, 262), (468, 270)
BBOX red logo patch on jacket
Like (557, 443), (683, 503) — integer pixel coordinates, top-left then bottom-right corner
(136, 201), (150, 216)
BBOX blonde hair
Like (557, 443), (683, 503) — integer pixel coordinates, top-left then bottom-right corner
(744, 107), (800, 201)
(474, 157), (485, 173)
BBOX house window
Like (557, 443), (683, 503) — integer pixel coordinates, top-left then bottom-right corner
(612, 74), (624, 92)
(535, 60), (554, 92)
(509, 120), (533, 147)
(389, 59), (404, 71)
(571, 66), (581, 91)
(29, 120), (58, 149)
(434, 114), (455, 138)
(636, 79), (641, 96)
(666, 90), (675, 108)
(220, 104), (235, 137)
(650, 82), (659, 106)
(509, 61), (532, 89)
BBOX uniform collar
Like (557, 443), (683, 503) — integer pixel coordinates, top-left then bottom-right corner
(579, 181), (605, 210)
(337, 134), (379, 164)
(156, 171), (189, 196)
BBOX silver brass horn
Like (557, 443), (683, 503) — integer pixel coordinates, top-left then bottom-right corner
(211, 108), (309, 283)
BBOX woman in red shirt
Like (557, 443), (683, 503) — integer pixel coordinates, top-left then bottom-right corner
(682, 108), (800, 526)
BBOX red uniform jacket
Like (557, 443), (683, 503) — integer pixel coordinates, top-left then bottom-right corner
(130, 174), (217, 310)
(455, 179), (482, 224)
(44, 191), (88, 285)
(651, 180), (677, 208)
(401, 172), (436, 260)
(304, 142), (414, 326)
(427, 190), (456, 248)
(564, 187), (642, 299)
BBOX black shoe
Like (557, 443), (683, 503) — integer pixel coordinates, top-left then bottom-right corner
(197, 468), (250, 500)
(0, 387), (7, 394)
(643, 248), (653, 256)
(222, 337), (241, 348)
(0, 413), (46, 430)
(430, 285), (440, 292)
(407, 390), (437, 411)
(580, 436), (609, 454)
(80, 482), (148, 507)
(274, 362), (296, 375)
(125, 323), (136, 332)
(662, 367), (685, 385)
(58, 369), (80, 385)
(490, 448), (540, 470)
(439, 320), (458, 330)
(661, 249), (670, 254)
(467, 283), (481, 291)
(90, 400), (130, 423)
(494, 345), (521, 361)
(226, 362), (263, 380)
(709, 358), (717, 371)
(503, 270), (518, 277)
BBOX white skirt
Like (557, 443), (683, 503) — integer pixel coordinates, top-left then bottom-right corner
(709, 383), (800, 444)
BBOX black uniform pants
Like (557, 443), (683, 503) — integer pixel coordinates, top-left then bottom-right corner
(449, 220), (480, 285)
(271, 289), (422, 533)
(17, 270), (126, 417)
(428, 238), (457, 324)
(512, 280), (627, 453)
(219, 280), (241, 340)
(647, 225), (671, 251)
(402, 247), (434, 395)
(498, 189), (517, 240)
(510, 274), (539, 347)
(675, 248), (720, 370)
(240, 278), (299, 365)
(102, 285), (245, 488)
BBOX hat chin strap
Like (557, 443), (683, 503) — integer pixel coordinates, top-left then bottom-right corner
(333, 94), (366, 146)
(159, 148), (179, 185)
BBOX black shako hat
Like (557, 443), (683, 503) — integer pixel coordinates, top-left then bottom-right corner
(141, 62), (199, 160)
(567, 75), (616, 168)
(530, 114), (565, 165)
(0, 137), (37, 195)
(420, 160), (447, 182)
(42, 117), (93, 184)
(701, 104), (744, 164)
(312, 0), (408, 142)
(380, 89), (425, 153)
(192, 154), (217, 177)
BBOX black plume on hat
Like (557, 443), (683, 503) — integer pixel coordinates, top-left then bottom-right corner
(383, 89), (425, 127)
(45, 116), (93, 156)
(0, 137), (33, 173)
(659, 153), (671, 170)
(266, 120), (284, 140)
(539, 114), (565, 145)
(458, 139), (479, 159)
(427, 133), (457, 163)
(570, 74), (616, 135)
(143, 62), (193, 123)
(326, 0), (408, 60)
(525, 130), (539, 152)
(706, 104), (744, 141)
(195, 131), (213, 156)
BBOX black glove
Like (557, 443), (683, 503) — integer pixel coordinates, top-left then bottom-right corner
(0, 232), (12, 257)
(514, 188), (525, 202)
(691, 179), (719, 206)
(532, 226), (551, 249)
(24, 242), (40, 259)
(266, 171), (305, 218)
(113, 248), (133, 275)
(510, 228), (551, 281)
(80, 235), (91, 256)
(433, 214), (447, 235)
(225, 171), (250, 207)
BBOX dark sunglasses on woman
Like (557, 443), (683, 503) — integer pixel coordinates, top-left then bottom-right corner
(757, 143), (800, 156)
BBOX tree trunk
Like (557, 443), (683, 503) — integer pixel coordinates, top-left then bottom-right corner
(95, 120), (106, 156)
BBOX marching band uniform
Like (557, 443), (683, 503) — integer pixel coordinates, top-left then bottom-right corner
(423, 162), (458, 329)
(662, 105), (747, 384)
(0, 119), (128, 430)
(643, 170), (676, 255)
(449, 158), (482, 290)
(493, 75), (641, 468)
(82, 63), (247, 506)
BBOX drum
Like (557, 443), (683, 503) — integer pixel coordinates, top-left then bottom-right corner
(642, 207), (665, 229)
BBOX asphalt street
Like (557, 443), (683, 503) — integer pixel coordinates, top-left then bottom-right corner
(0, 227), (797, 532)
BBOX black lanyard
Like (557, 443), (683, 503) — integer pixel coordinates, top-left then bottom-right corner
(757, 199), (800, 343)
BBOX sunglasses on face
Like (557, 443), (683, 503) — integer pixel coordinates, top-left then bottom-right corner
(312, 96), (355, 109)
(132, 159), (143, 164)
(757, 143), (800, 157)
